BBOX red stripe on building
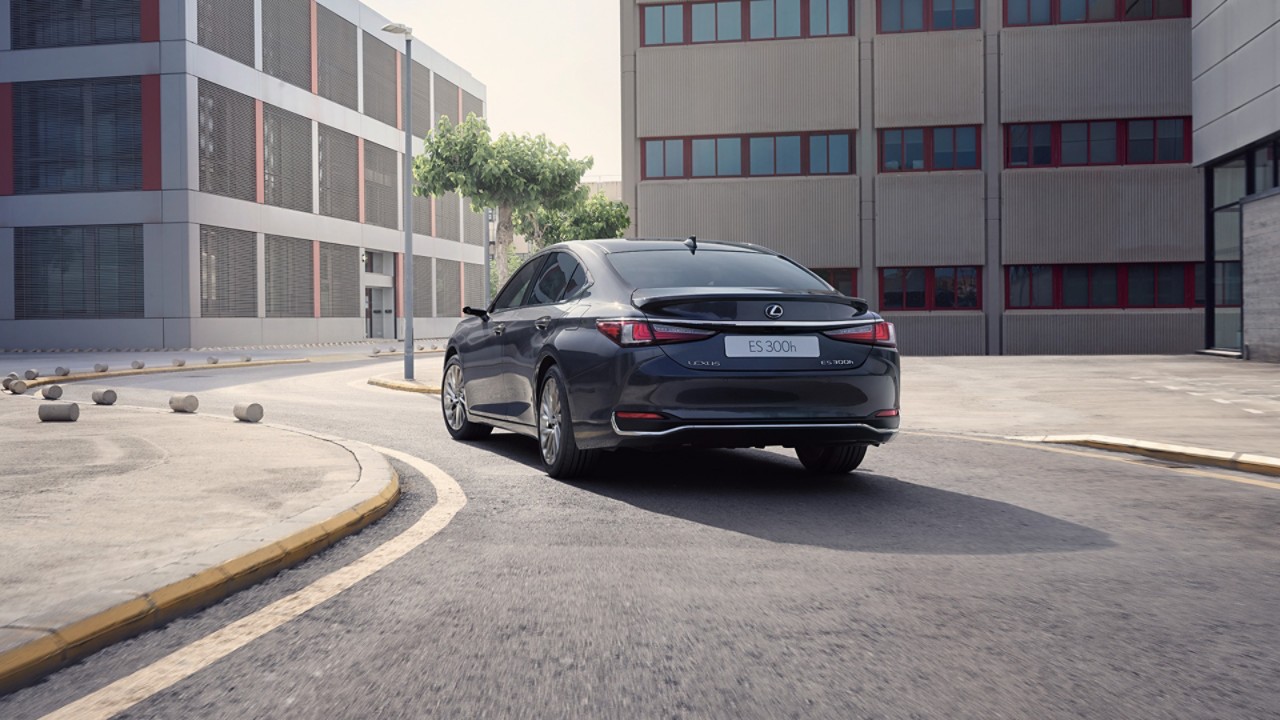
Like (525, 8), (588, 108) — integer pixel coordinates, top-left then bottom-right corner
(357, 138), (366, 223)
(0, 84), (13, 196)
(396, 52), (403, 131)
(255, 100), (265, 203)
(140, 0), (160, 42)
(141, 75), (162, 190)
(396, 253), (404, 318)
(310, 0), (318, 94)
(313, 240), (322, 318)
(457, 86), (463, 121)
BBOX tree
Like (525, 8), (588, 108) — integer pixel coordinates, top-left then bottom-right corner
(413, 115), (592, 286)
(515, 191), (631, 249)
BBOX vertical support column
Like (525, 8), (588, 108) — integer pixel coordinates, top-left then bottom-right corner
(309, 0), (318, 94)
(354, 26), (363, 114)
(395, 252), (404, 319)
(311, 120), (320, 214)
(313, 239), (321, 318)
(983, 0), (1003, 356)
(0, 228), (15, 321)
(357, 138), (366, 223)
(0, 83), (12, 196)
(253, 0), (263, 70)
(396, 52), (404, 131)
(141, 0), (160, 42)
(856, 2), (877, 309)
(255, 100), (265, 203)
(141, 75), (162, 191)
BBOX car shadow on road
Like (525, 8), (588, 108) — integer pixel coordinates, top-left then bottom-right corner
(471, 433), (1114, 556)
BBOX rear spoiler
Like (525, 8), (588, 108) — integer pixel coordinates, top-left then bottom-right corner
(632, 287), (870, 314)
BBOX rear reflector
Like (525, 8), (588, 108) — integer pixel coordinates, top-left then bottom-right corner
(616, 412), (664, 420)
(597, 319), (717, 347)
(823, 321), (896, 348)
(874, 409), (900, 417)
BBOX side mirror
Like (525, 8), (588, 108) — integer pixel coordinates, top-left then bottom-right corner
(463, 306), (489, 321)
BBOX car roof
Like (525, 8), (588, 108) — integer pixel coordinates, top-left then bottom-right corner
(567, 238), (776, 255)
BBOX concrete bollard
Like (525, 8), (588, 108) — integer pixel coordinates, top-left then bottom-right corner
(131, 360), (146, 370)
(372, 349), (381, 355)
(2, 378), (13, 391)
(207, 357), (220, 364)
(41, 385), (63, 400)
(169, 394), (199, 413)
(9, 380), (28, 395)
(24, 369), (39, 380)
(241, 355), (252, 363)
(92, 389), (118, 406)
(234, 402), (264, 423)
(38, 403), (80, 422)
(172, 358), (186, 367)
(54, 366), (70, 377)
(94, 363), (109, 373)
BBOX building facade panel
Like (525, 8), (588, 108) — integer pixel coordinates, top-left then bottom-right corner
(1001, 21), (1191, 123)
(880, 312), (986, 356)
(875, 172), (985, 267)
(635, 177), (859, 267)
(1003, 310), (1204, 355)
(316, 4), (358, 111)
(635, 38), (858, 137)
(1002, 166), (1203, 264)
(261, 0), (311, 91)
(1191, 1), (1280, 164)
(199, 224), (257, 318)
(433, 73), (459, 126)
(361, 31), (397, 127)
(197, 0), (255, 67)
(873, 30), (983, 128)
(1242, 190), (1280, 361)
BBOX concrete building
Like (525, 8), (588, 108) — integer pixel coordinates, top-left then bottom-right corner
(0, 0), (486, 351)
(1192, 1), (1280, 362)
(622, 0), (1205, 355)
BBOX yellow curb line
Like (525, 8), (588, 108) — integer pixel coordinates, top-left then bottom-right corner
(17, 358), (311, 390)
(1028, 435), (1280, 480)
(368, 377), (441, 394)
(0, 468), (399, 695)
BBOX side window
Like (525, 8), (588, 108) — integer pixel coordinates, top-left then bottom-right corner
(562, 264), (589, 302)
(529, 253), (584, 305)
(492, 256), (547, 311)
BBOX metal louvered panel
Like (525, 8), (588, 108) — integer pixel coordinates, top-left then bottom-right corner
(12, 0), (139, 50)
(14, 77), (142, 194)
(433, 74), (459, 127)
(412, 192), (432, 236)
(263, 103), (313, 212)
(363, 141), (398, 230)
(462, 91), (484, 121)
(198, 79), (257, 201)
(413, 256), (433, 317)
(319, 242), (360, 317)
(463, 201), (483, 246)
(200, 225), (258, 318)
(463, 263), (484, 311)
(318, 124), (359, 221)
(265, 234), (314, 318)
(410, 61), (432, 139)
(316, 5), (358, 111)
(262, 0), (312, 91)
(197, 0), (255, 66)
(362, 31), (397, 127)
(15, 225), (144, 319)
(435, 258), (461, 318)
(435, 191), (460, 242)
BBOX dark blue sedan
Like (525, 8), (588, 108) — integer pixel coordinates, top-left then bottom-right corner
(442, 238), (900, 479)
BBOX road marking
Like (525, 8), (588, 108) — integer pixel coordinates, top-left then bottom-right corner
(40, 446), (465, 720)
(1213, 398), (1233, 405)
(1243, 409), (1264, 415)
(903, 431), (1280, 492)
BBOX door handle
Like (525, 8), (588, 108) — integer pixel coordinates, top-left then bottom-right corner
(493, 323), (506, 336)
(534, 316), (551, 331)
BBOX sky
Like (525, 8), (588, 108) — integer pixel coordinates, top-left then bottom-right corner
(361, 0), (623, 181)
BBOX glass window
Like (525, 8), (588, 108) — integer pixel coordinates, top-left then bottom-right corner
(1129, 264), (1156, 306)
(665, 6), (684, 42)
(1089, 0), (1116, 19)
(956, 0), (977, 26)
(1156, 264), (1184, 306)
(956, 126), (978, 168)
(665, 139), (683, 177)
(903, 0), (926, 30)
(608, 248), (830, 290)
(644, 6), (664, 45)
(1092, 265), (1118, 306)
(493, 255), (547, 310)
(1215, 262), (1242, 306)
(1009, 125), (1030, 166)
(1213, 206), (1241, 261)
(1124, 0), (1153, 19)
(882, 0), (902, 31)
(645, 140), (665, 178)
(1032, 124), (1052, 165)
(529, 253), (582, 305)
(1256, 144), (1277, 191)
(811, 135), (829, 174)
(1062, 123), (1088, 165)
(934, 267), (956, 307)
(777, 136), (801, 174)
(905, 268), (927, 308)
(1090, 121), (1117, 164)
(829, 134), (851, 173)
(692, 139), (716, 177)
(812, 0), (851, 35)
(934, 0), (954, 29)
(1213, 157), (1247, 208)
(1156, 119), (1184, 162)
(1009, 0), (1051, 25)
(933, 127), (955, 170)
(1063, 266), (1089, 307)
(1128, 120), (1155, 163)
(718, 1), (743, 40)
(883, 130), (903, 171)
(1061, 0), (1086, 22)
(882, 268), (904, 309)
(750, 137), (775, 175)
(956, 267), (979, 307)
(750, 0), (774, 38)
(1155, 0), (1184, 17)
(905, 129), (925, 170)
(717, 137), (742, 175)
(692, 4), (716, 42)
(562, 264), (589, 301)
(1031, 266), (1053, 306)
(777, 0), (802, 36)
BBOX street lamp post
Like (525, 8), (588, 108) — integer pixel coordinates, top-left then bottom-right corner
(383, 22), (415, 380)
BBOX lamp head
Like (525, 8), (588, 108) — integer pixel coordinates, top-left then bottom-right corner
(382, 22), (412, 36)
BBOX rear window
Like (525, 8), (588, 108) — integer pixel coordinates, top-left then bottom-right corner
(607, 249), (830, 291)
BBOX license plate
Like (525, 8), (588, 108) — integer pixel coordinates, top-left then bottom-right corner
(724, 335), (820, 358)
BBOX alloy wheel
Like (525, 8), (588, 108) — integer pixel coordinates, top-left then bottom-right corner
(443, 362), (467, 431)
(539, 376), (562, 466)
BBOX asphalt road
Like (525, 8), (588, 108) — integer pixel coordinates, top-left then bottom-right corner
(2, 359), (1278, 719)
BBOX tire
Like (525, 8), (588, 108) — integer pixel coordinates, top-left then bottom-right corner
(795, 443), (868, 475)
(441, 356), (493, 441)
(537, 366), (598, 479)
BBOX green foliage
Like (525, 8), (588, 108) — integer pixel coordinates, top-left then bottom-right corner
(515, 192), (632, 249)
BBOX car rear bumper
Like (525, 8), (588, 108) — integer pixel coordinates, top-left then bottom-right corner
(607, 415), (899, 449)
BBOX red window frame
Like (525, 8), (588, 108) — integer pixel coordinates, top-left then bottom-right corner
(641, 3), (686, 46)
(812, 267), (859, 296)
(1004, 0), (1190, 28)
(1004, 118), (1191, 169)
(1005, 263), (1206, 309)
(880, 266), (983, 311)
(880, 126), (982, 173)
(641, 131), (856, 180)
(877, 0), (981, 34)
(641, 0), (854, 46)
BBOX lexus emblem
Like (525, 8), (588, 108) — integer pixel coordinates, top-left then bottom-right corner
(764, 304), (784, 319)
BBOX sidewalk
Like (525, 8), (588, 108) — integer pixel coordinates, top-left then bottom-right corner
(0, 376), (398, 693)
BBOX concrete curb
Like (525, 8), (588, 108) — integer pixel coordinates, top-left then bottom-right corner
(12, 358), (309, 391)
(0, 417), (399, 695)
(1012, 434), (1280, 478)
(368, 377), (442, 394)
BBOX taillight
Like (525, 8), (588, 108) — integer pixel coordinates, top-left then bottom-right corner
(823, 321), (896, 348)
(596, 319), (717, 347)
